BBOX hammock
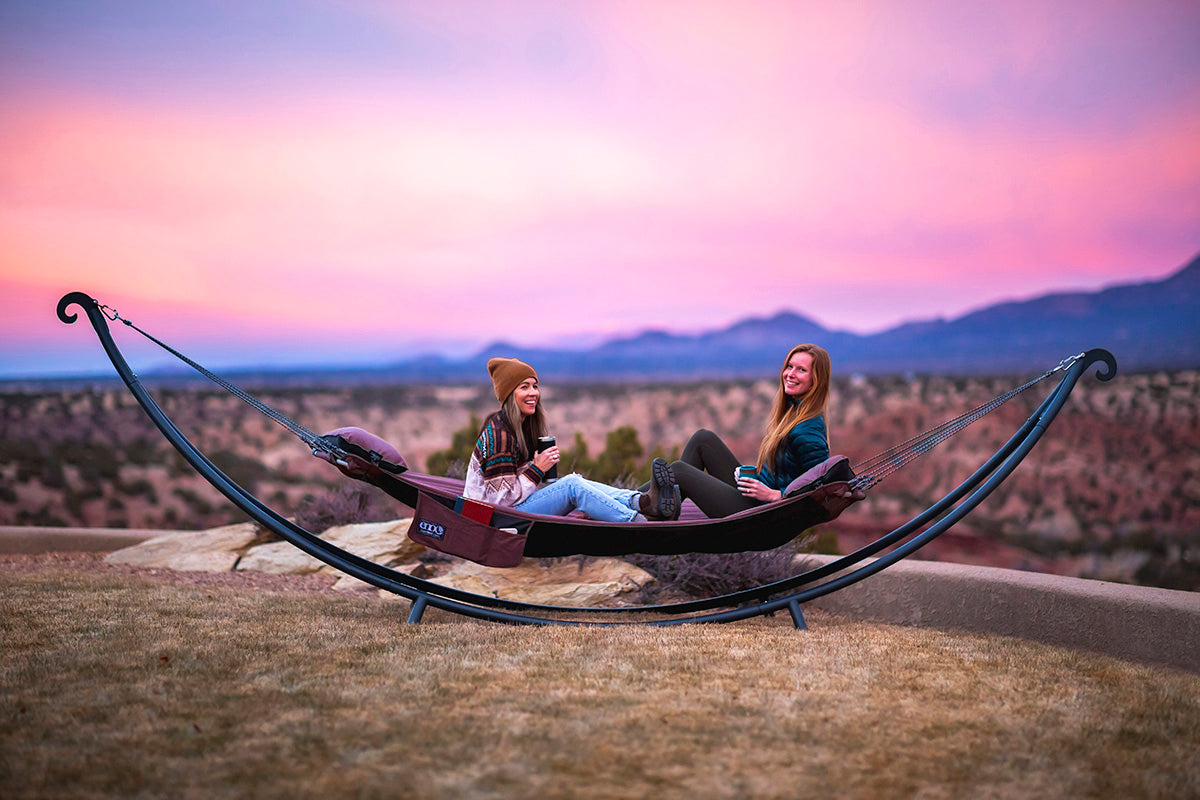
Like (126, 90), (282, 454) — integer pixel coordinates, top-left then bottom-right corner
(58, 291), (1117, 626)
(308, 428), (863, 565)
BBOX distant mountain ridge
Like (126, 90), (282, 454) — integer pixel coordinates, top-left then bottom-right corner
(378, 251), (1198, 381)
(108, 251), (1195, 387)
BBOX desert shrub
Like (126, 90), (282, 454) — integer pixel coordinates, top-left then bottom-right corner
(291, 485), (396, 535)
(628, 545), (802, 602)
(123, 436), (161, 466)
(558, 432), (591, 475)
(1134, 531), (1200, 591)
(570, 427), (680, 488)
(440, 459), (469, 480)
(588, 425), (644, 484)
(171, 486), (215, 515)
(166, 457), (195, 478)
(349, 385), (413, 408)
(208, 449), (267, 494)
(118, 478), (158, 503)
(65, 485), (104, 518)
(0, 439), (39, 467)
(18, 505), (70, 527)
(426, 415), (481, 478)
(56, 441), (120, 482)
(424, 415), (679, 489)
(40, 458), (66, 489)
(808, 525), (840, 554)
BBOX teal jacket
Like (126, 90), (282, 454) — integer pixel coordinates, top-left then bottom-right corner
(755, 413), (829, 491)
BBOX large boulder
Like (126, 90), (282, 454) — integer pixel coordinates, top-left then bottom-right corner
(323, 519), (424, 565)
(426, 558), (655, 606)
(233, 540), (321, 575)
(105, 522), (260, 572)
(105, 517), (656, 607)
(236, 519), (422, 575)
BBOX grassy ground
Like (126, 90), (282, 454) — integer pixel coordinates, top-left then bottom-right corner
(2, 563), (1198, 800)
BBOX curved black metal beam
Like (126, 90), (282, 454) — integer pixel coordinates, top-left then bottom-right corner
(57, 294), (574, 623)
(60, 292), (1115, 626)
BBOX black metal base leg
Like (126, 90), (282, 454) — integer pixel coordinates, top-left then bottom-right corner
(788, 598), (807, 630)
(407, 596), (428, 624)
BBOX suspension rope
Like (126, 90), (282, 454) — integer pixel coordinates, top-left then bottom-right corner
(846, 353), (1082, 491)
(96, 302), (342, 459)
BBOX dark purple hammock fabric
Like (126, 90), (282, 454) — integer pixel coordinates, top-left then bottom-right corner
(319, 428), (861, 561)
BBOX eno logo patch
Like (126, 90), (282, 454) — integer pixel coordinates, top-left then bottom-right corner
(416, 519), (446, 540)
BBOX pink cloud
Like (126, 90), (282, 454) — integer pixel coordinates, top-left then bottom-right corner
(2, 1), (1197, 375)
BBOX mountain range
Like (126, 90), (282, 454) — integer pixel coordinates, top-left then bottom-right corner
(371, 251), (1199, 381)
(109, 252), (1197, 387)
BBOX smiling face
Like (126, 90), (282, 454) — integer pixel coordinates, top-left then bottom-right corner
(781, 351), (814, 398)
(512, 378), (540, 416)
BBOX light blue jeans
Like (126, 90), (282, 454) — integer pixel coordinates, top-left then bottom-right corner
(515, 473), (642, 522)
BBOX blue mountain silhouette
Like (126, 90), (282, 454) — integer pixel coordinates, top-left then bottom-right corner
(138, 252), (1192, 384)
(443, 251), (1199, 378)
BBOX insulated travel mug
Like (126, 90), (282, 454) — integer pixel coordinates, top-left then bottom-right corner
(537, 435), (558, 481)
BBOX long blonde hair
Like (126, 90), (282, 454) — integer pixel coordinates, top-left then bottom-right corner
(499, 391), (548, 461)
(755, 343), (831, 472)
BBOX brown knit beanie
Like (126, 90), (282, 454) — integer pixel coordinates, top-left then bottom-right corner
(487, 357), (538, 403)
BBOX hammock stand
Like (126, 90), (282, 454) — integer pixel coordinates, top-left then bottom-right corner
(58, 291), (1117, 628)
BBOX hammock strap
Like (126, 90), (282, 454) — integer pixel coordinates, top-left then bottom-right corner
(96, 303), (339, 459)
(847, 353), (1083, 491)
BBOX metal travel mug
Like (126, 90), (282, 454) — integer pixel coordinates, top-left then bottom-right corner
(735, 465), (756, 483)
(537, 435), (558, 481)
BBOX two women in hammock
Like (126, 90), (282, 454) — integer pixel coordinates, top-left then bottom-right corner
(321, 344), (830, 523)
(469, 343), (831, 522)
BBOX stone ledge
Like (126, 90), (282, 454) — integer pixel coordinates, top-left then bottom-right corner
(802, 554), (1200, 676)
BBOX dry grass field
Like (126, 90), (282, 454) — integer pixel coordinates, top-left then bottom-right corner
(2, 556), (1198, 800)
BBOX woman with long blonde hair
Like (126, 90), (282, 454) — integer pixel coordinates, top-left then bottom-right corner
(649, 343), (832, 518)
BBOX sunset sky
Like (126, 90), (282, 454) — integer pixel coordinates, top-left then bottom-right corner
(2, 1), (1198, 378)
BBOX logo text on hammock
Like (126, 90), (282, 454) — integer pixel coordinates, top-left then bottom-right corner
(416, 519), (446, 540)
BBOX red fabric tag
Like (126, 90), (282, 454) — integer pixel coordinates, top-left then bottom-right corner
(458, 497), (494, 525)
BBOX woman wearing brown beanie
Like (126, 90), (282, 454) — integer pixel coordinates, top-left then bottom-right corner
(464, 356), (680, 522)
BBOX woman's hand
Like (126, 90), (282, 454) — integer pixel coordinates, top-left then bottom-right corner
(532, 445), (560, 474)
(737, 476), (782, 502)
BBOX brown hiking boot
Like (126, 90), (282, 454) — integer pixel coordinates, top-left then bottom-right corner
(638, 458), (681, 520)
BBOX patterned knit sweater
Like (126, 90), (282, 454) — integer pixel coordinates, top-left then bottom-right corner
(463, 411), (545, 507)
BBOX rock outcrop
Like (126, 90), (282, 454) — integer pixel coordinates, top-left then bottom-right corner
(104, 517), (654, 606)
(428, 558), (654, 606)
(106, 522), (261, 573)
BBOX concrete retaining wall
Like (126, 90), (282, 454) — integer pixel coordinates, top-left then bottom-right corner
(804, 554), (1199, 675)
(0, 526), (164, 555)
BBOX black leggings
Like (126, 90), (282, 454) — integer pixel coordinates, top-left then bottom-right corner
(646, 429), (763, 519)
